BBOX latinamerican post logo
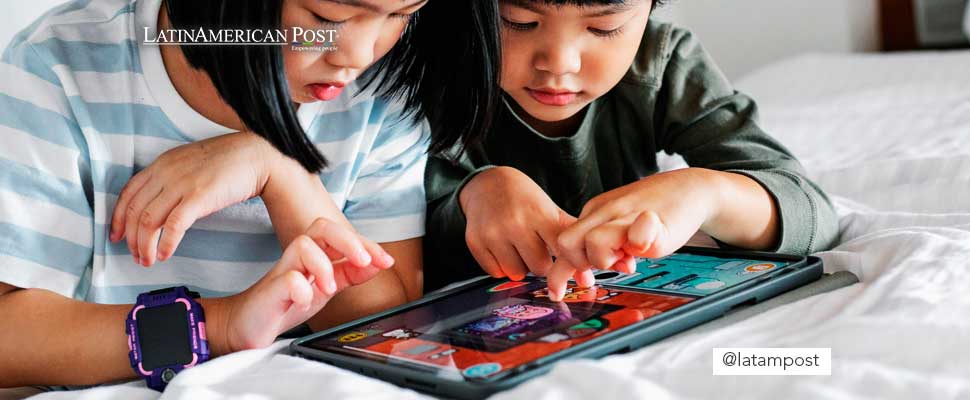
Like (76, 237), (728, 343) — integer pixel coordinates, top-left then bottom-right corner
(142, 26), (338, 52)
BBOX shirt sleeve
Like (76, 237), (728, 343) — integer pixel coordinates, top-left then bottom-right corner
(653, 25), (839, 255)
(423, 153), (495, 292)
(0, 37), (94, 297)
(342, 102), (431, 243)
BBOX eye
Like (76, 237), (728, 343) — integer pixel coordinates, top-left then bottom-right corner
(314, 14), (347, 28)
(391, 12), (416, 22)
(588, 26), (624, 39)
(501, 17), (537, 31)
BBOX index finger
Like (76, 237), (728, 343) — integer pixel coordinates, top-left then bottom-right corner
(305, 218), (371, 267)
(545, 257), (588, 302)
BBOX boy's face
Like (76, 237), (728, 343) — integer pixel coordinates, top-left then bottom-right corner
(499, 0), (652, 123)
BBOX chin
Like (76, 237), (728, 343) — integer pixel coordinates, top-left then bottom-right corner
(523, 103), (585, 123)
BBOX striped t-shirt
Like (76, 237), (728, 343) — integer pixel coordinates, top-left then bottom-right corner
(0, 0), (430, 304)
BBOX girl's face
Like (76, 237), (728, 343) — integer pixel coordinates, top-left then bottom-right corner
(281, 0), (428, 104)
(499, 0), (652, 123)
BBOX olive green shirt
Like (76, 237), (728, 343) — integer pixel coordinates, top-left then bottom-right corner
(424, 20), (839, 291)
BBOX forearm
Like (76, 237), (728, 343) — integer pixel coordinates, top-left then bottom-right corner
(261, 158), (352, 248)
(697, 168), (780, 250)
(0, 287), (233, 388)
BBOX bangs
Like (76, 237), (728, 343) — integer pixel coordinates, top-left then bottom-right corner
(502, 0), (665, 7)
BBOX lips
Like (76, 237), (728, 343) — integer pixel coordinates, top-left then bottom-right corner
(308, 82), (346, 101)
(526, 88), (579, 106)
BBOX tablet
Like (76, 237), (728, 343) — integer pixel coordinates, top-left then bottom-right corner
(291, 247), (822, 399)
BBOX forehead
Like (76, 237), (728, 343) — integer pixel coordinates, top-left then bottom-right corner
(501, 0), (635, 8)
(501, 0), (641, 15)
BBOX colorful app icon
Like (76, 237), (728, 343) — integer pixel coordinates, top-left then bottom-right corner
(567, 318), (606, 338)
(382, 328), (418, 340)
(494, 304), (554, 320)
(532, 286), (610, 302)
(462, 362), (502, 378)
(741, 263), (776, 274)
(338, 332), (369, 343)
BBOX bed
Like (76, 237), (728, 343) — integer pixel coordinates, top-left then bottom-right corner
(11, 4), (970, 400)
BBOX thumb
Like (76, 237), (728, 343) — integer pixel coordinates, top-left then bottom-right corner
(230, 270), (316, 351)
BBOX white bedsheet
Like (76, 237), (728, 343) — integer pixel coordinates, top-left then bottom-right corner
(27, 51), (970, 399)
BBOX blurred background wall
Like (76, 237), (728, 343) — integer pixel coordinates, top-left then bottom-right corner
(652, 0), (882, 80)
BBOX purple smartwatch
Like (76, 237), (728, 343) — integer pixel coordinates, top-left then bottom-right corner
(125, 286), (210, 391)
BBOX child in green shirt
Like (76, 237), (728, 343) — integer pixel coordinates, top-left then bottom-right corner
(425, 0), (839, 300)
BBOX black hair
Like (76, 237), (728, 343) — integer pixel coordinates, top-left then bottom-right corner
(166, 0), (501, 172)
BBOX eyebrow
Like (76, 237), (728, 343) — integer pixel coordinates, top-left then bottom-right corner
(503, 0), (637, 17)
(322, 0), (428, 14)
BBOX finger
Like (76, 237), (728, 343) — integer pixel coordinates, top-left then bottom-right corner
(156, 194), (219, 261)
(305, 218), (371, 267)
(623, 211), (662, 256)
(574, 269), (596, 288)
(492, 243), (529, 281)
(467, 236), (506, 278)
(360, 238), (394, 269)
(136, 189), (182, 266)
(294, 235), (337, 296)
(125, 182), (164, 265)
(514, 232), (554, 276)
(332, 260), (383, 289)
(611, 255), (637, 274)
(558, 206), (627, 268)
(545, 259), (577, 302)
(110, 170), (151, 242)
(585, 222), (629, 270)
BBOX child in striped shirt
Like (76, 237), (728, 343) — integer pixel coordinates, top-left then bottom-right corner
(0, 0), (500, 388)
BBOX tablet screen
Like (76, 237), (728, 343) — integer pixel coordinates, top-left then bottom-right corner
(302, 279), (695, 381)
(595, 253), (791, 296)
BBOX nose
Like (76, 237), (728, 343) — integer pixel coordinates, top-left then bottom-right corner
(326, 21), (382, 71)
(534, 41), (582, 76)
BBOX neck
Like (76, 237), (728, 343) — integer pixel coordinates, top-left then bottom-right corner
(158, 4), (246, 131)
(508, 99), (588, 138)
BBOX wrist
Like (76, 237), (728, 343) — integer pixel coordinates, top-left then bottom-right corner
(459, 166), (512, 213)
(687, 168), (730, 232)
(262, 153), (311, 207)
(197, 297), (235, 356)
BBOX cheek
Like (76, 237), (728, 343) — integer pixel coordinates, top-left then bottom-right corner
(371, 23), (408, 64)
(282, 50), (317, 87)
(583, 40), (641, 94)
(499, 43), (529, 91)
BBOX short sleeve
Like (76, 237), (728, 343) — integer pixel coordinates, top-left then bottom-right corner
(342, 102), (430, 243)
(0, 37), (94, 297)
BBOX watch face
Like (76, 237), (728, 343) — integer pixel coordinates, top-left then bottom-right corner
(136, 303), (193, 370)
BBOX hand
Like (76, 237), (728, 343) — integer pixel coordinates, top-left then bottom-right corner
(459, 167), (594, 285)
(223, 218), (392, 351)
(547, 168), (721, 300)
(110, 132), (290, 266)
